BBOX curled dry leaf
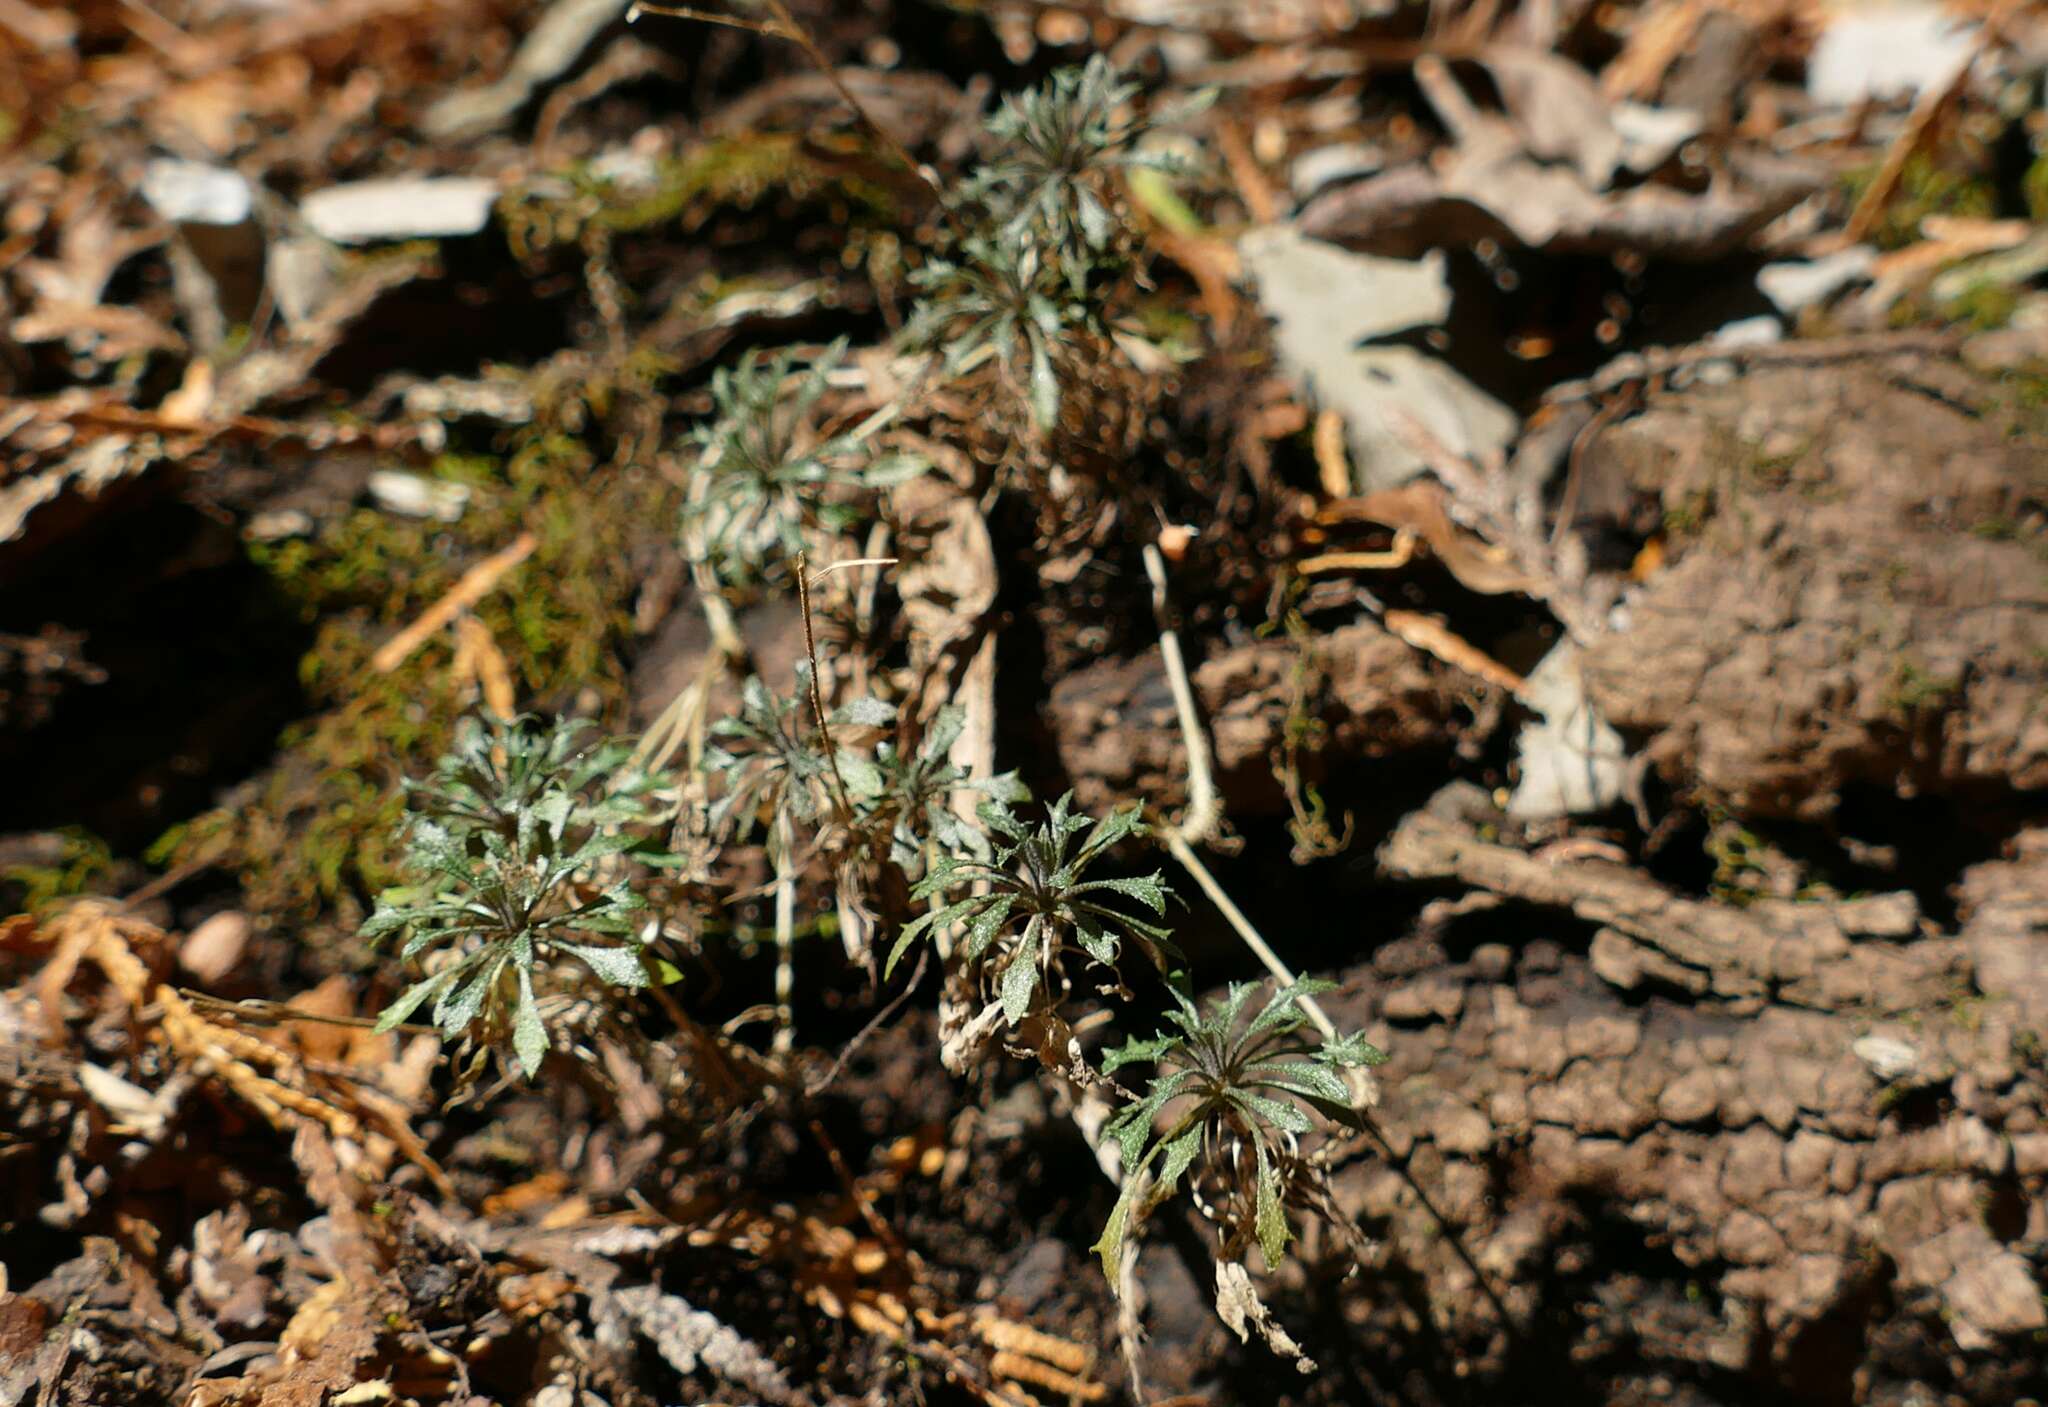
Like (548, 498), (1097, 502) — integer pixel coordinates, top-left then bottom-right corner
(1213, 1259), (1315, 1374)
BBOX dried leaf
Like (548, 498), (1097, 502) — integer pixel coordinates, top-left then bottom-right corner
(1240, 226), (1515, 492)
(613, 1285), (799, 1405)
(1213, 1259), (1314, 1374)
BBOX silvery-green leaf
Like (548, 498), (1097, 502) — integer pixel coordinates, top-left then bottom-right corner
(1246, 1063), (1349, 1106)
(1092, 1174), (1142, 1289)
(436, 959), (500, 1035)
(375, 967), (459, 1032)
(1157, 1121), (1203, 1193)
(1071, 872), (1168, 913)
(963, 894), (1017, 961)
(1320, 1031), (1389, 1068)
(832, 697), (898, 728)
(1239, 1092), (1313, 1135)
(999, 934), (1040, 1026)
(1029, 338), (1059, 430)
(1077, 186), (1114, 248)
(1246, 978), (1337, 1041)
(512, 967), (547, 1078)
(1102, 1030), (1177, 1075)
(1074, 920), (1118, 966)
(557, 940), (649, 988)
(834, 751), (883, 799)
(1254, 1143), (1289, 1267)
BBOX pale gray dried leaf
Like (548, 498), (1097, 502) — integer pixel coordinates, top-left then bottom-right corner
(77, 1062), (176, 1139)
(1298, 146), (1820, 262)
(180, 910), (252, 984)
(1289, 141), (1385, 202)
(1239, 227), (1515, 492)
(1806, 3), (1977, 106)
(1213, 1259), (1315, 1374)
(140, 159), (254, 226)
(1478, 46), (1623, 190)
(1610, 102), (1704, 176)
(422, 0), (633, 138)
(301, 178), (499, 244)
(366, 470), (471, 521)
(1506, 639), (1628, 821)
(939, 991), (1008, 1075)
(613, 1285), (800, 1405)
(1757, 247), (1877, 317)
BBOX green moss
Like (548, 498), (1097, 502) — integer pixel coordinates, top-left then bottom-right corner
(1, 828), (116, 912)
(1704, 817), (1773, 907)
(1663, 487), (1716, 538)
(2015, 1028), (2046, 1068)
(1841, 151), (1998, 252)
(169, 431), (676, 941)
(501, 133), (902, 260)
(2024, 151), (2048, 224)
(1945, 280), (2023, 331)
(1884, 656), (1961, 716)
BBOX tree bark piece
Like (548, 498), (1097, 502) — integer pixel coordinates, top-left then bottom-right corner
(1329, 802), (2048, 1398)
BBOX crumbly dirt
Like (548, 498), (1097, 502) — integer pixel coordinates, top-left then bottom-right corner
(1577, 354), (2048, 823)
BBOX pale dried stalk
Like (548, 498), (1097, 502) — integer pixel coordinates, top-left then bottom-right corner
(770, 807), (797, 1056)
(1381, 607), (1528, 698)
(372, 531), (538, 673)
(1142, 544), (1220, 847)
(1142, 544), (1344, 1044)
(633, 551), (745, 774)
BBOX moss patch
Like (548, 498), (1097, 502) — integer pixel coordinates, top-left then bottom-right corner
(168, 433), (676, 947)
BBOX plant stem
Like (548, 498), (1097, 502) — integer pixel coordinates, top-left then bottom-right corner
(1143, 543), (1220, 847)
(771, 807), (797, 1056)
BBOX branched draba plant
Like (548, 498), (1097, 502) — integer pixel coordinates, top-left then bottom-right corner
(854, 703), (1025, 874)
(902, 234), (1088, 432)
(365, 715), (672, 1078)
(888, 793), (1175, 1027)
(1092, 979), (1385, 1283)
(959, 54), (1205, 263)
(367, 52), (1383, 1369)
(682, 339), (921, 586)
(901, 56), (1206, 435)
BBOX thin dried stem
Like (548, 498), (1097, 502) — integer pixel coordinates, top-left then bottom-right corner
(625, 0), (789, 38)
(795, 551), (854, 823)
(629, 0), (952, 222)
(371, 531), (537, 673)
(770, 808), (797, 1056)
(1142, 544), (1221, 847)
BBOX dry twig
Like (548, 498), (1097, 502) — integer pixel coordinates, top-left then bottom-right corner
(371, 531), (538, 673)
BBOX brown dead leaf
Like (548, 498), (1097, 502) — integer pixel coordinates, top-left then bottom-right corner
(1318, 480), (1538, 596)
(1857, 216), (2032, 314)
(1382, 609), (1528, 697)
(263, 1276), (382, 1407)
(482, 1169), (573, 1217)
(1602, 0), (1706, 100)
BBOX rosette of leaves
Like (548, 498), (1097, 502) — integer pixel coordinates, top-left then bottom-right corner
(701, 670), (902, 833)
(682, 339), (922, 585)
(365, 716), (671, 1078)
(1090, 978), (1386, 1285)
(958, 54), (1209, 263)
(851, 703), (1028, 874)
(703, 673), (835, 843)
(901, 232), (1090, 432)
(884, 793), (1174, 1026)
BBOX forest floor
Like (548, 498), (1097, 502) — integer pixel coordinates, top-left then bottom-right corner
(3, 2), (2048, 1405)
